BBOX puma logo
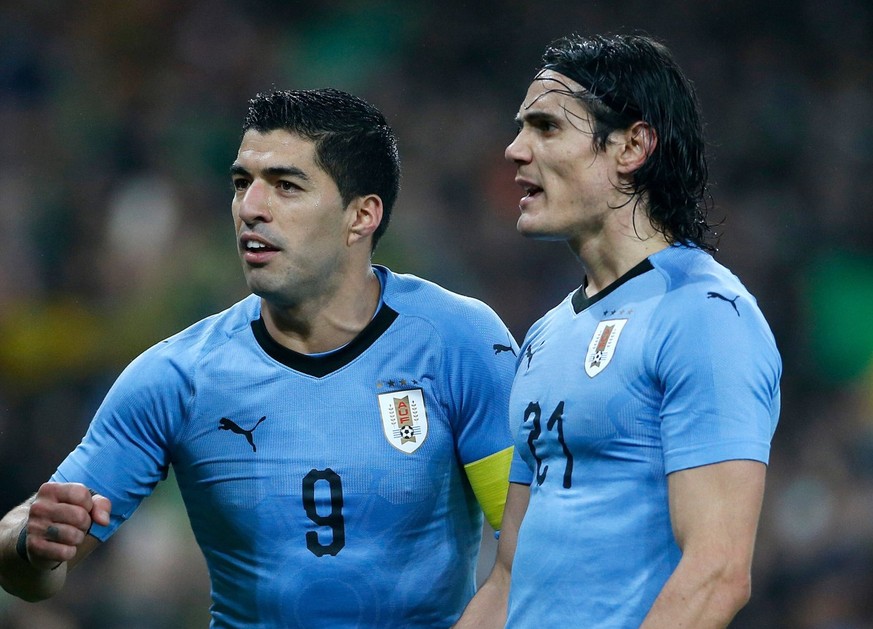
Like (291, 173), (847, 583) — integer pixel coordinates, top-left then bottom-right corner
(525, 343), (538, 370)
(219, 416), (267, 452)
(707, 291), (740, 317)
(493, 343), (517, 356)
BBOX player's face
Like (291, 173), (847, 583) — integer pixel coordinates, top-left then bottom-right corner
(231, 129), (353, 306)
(505, 70), (617, 243)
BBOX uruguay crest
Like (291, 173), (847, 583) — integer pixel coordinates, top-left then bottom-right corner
(585, 319), (628, 377)
(377, 388), (429, 454)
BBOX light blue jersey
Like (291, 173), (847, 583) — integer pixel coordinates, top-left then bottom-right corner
(506, 245), (781, 628)
(53, 266), (517, 628)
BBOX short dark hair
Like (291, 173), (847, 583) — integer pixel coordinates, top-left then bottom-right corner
(243, 88), (401, 248)
(540, 33), (714, 249)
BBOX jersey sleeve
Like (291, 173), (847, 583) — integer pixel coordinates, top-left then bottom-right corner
(654, 285), (782, 474)
(51, 342), (191, 540)
(508, 444), (534, 485)
(443, 301), (518, 530)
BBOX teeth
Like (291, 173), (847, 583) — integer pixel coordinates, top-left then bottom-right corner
(246, 241), (266, 250)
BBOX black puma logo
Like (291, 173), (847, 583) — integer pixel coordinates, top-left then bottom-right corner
(707, 291), (740, 317)
(493, 343), (517, 356)
(525, 344), (536, 370)
(219, 416), (266, 452)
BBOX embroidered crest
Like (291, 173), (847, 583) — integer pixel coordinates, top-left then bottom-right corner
(585, 319), (628, 377)
(377, 388), (429, 453)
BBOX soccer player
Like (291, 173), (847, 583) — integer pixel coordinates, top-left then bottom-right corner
(455, 34), (781, 628)
(0, 88), (517, 627)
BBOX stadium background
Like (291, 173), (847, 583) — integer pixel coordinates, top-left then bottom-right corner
(1, 0), (871, 626)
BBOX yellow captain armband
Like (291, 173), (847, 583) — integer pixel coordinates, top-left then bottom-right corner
(464, 446), (514, 531)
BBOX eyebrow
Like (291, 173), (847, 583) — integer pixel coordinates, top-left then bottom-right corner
(229, 164), (312, 181)
(515, 110), (562, 128)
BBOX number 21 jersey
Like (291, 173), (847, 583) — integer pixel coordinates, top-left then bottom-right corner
(506, 246), (780, 628)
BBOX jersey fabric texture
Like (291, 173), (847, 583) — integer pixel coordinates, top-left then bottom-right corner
(53, 265), (518, 629)
(506, 245), (781, 628)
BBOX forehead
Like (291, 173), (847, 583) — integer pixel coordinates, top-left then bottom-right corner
(236, 129), (320, 169)
(517, 69), (589, 118)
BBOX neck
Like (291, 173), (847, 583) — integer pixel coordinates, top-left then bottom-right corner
(571, 201), (670, 296)
(261, 266), (381, 354)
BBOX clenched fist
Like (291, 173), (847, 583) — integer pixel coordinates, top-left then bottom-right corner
(21, 482), (112, 571)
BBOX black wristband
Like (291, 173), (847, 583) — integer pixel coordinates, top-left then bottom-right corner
(16, 526), (29, 563)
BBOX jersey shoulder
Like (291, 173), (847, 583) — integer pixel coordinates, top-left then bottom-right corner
(377, 265), (513, 343)
(650, 245), (747, 293)
(647, 246), (780, 366)
(648, 245), (764, 319)
(126, 294), (260, 378)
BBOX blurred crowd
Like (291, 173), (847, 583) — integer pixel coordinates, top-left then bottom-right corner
(1, 1), (872, 627)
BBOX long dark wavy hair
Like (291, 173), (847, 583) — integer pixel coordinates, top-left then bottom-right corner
(541, 33), (716, 250)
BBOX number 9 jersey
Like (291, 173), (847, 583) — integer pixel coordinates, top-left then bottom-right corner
(52, 265), (517, 628)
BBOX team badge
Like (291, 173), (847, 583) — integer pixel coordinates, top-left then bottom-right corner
(585, 319), (628, 377)
(377, 388), (429, 453)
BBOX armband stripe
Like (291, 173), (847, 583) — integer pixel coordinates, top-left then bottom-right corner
(464, 446), (513, 530)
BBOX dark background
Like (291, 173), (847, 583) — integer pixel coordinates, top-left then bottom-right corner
(1, 1), (872, 627)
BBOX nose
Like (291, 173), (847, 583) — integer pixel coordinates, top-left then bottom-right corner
(235, 179), (273, 225)
(505, 131), (530, 164)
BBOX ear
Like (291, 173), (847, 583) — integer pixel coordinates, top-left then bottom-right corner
(615, 121), (657, 175)
(346, 194), (384, 246)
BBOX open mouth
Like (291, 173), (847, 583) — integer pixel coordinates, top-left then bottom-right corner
(518, 182), (544, 208)
(523, 184), (543, 199)
(244, 240), (277, 253)
(240, 236), (279, 264)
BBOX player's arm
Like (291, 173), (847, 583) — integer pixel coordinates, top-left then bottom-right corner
(0, 482), (110, 602)
(453, 482), (529, 629)
(639, 459), (766, 629)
